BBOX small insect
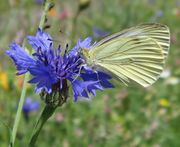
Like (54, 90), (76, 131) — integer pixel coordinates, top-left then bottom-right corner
(82, 23), (170, 87)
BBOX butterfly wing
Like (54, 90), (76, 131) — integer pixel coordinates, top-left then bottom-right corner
(88, 36), (165, 87)
(93, 23), (170, 58)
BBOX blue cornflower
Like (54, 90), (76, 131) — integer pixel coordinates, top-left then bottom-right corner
(93, 27), (110, 38)
(23, 97), (40, 121)
(34, 0), (44, 5)
(6, 29), (113, 104)
(23, 97), (40, 114)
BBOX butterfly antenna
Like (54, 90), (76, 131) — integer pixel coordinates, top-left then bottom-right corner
(94, 70), (101, 83)
(47, 38), (64, 43)
(72, 65), (85, 83)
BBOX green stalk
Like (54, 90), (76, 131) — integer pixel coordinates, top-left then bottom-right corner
(71, 9), (80, 43)
(9, 73), (29, 147)
(39, 0), (51, 30)
(28, 105), (57, 147)
(9, 1), (51, 147)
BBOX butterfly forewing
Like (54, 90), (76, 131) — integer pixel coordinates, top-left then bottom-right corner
(92, 23), (170, 58)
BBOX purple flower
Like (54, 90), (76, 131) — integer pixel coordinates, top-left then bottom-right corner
(27, 28), (52, 51)
(69, 37), (93, 57)
(6, 29), (113, 103)
(150, 10), (164, 21)
(93, 27), (110, 38)
(155, 10), (164, 17)
(23, 97), (40, 114)
(34, 0), (44, 5)
(6, 43), (36, 75)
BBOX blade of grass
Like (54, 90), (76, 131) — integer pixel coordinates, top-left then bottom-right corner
(9, 0), (52, 146)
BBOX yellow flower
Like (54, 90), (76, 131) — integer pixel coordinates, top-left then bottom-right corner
(0, 71), (9, 90)
(15, 75), (24, 89)
(48, 8), (57, 17)
(159, 98), (170, 107)
(15, 75), (31, 90)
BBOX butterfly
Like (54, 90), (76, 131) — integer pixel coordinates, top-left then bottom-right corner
(82, 23), (170, 87)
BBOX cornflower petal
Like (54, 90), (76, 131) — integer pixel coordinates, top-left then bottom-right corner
(81, 70), (114, 88)
(28, 62), (58, 93)
(69, 37), (93, 57)
(71, 80), (101, 101)
(27, 28), (53, 51)
(6, 42), (36, 75)
(78, 37), (93, 48)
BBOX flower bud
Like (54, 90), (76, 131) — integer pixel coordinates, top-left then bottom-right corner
(40, 80), (68, 107)
(78, 0), (91, 11)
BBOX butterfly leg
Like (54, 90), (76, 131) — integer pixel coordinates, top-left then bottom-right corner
(71, 64), (85, 83)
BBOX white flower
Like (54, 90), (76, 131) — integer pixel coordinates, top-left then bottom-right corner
(160, 69), (171, 79)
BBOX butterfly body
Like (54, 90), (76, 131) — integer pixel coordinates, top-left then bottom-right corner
(82, 23), (170, 87)
(82, 48), (96, 66)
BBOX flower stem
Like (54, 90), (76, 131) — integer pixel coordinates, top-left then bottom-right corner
(71, 9), (80, 43)
(39, 0), (51, 30)
(9, 1), (51, 146)
(28, 105), (57, 147)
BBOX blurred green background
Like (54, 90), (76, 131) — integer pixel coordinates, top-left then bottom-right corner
(0, 0), (180, 146)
